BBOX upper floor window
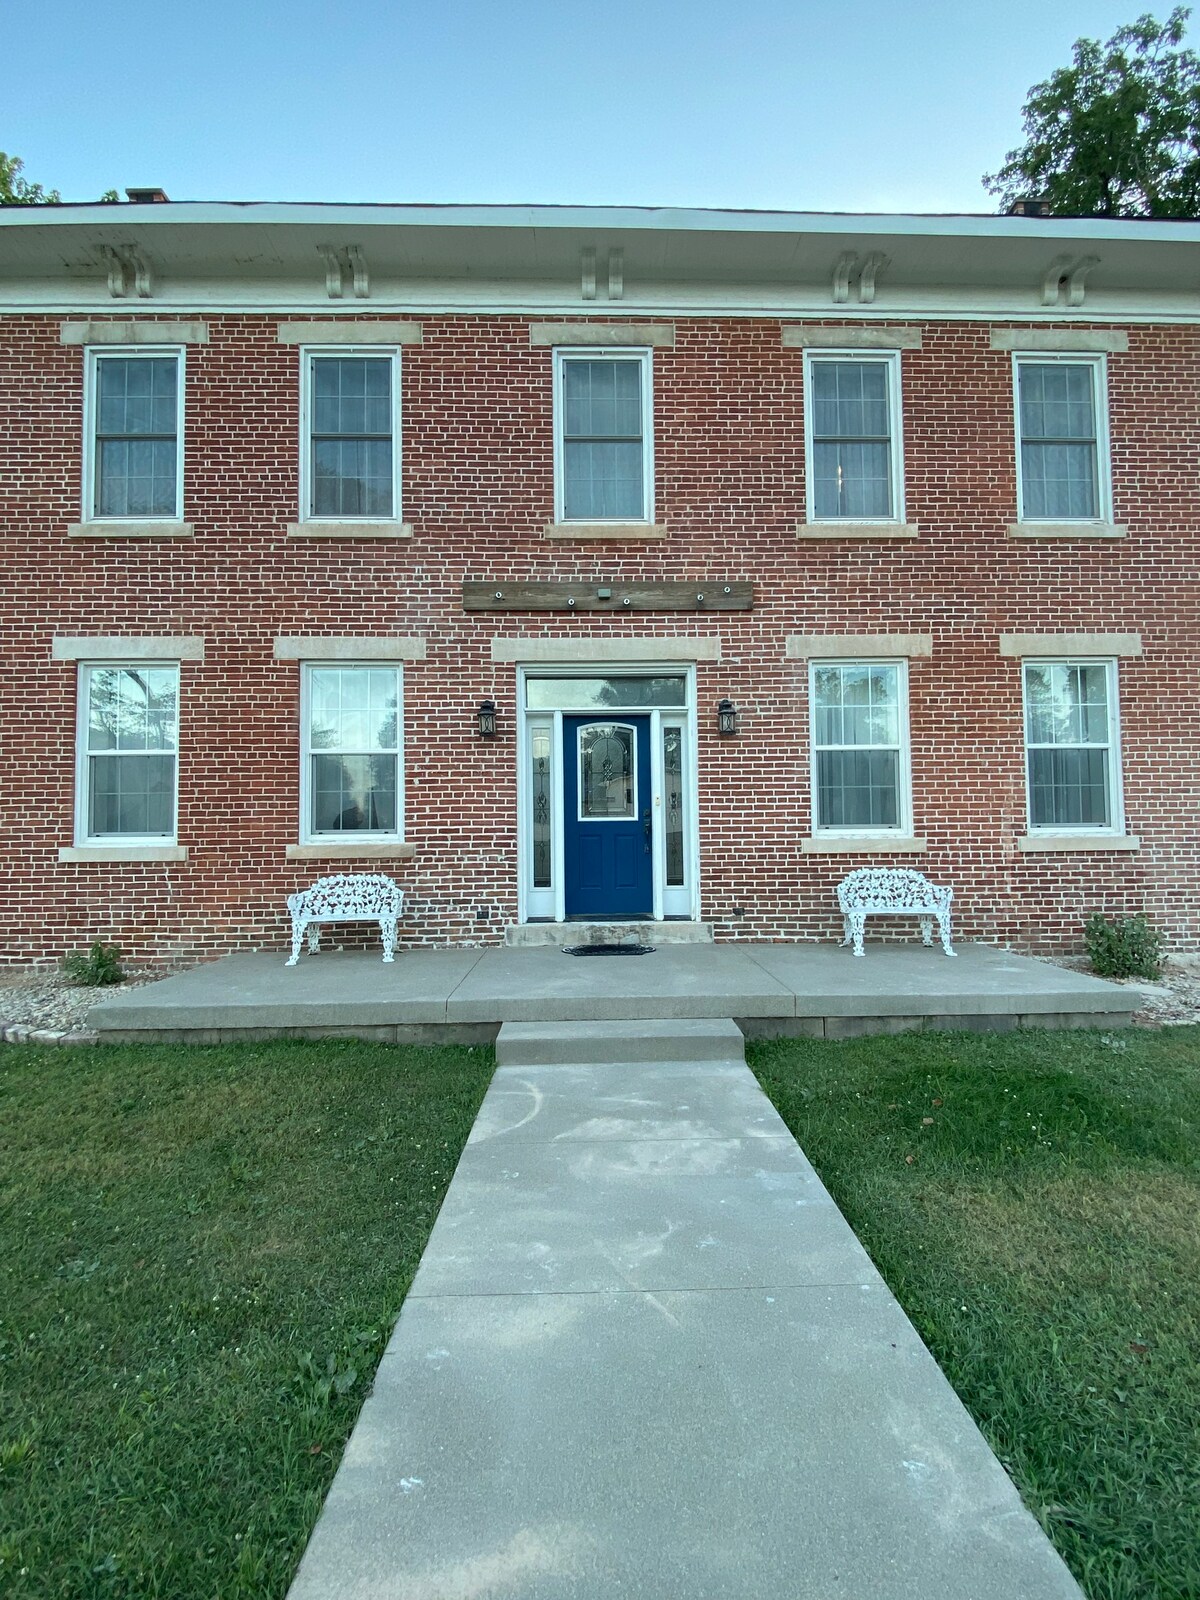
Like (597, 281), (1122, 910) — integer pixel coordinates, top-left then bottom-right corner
(300, 664), (404, 842)
(301, 351), (400, 520)
(86, 350), (183, 520)
(553, 349), (653, 522)
(805, 352), (903, 522)
(1014, 355), (1110, 521)
(809, 659), (911, 834)
(1023, 659), (1122, 831)
(76, 664), (179, 844)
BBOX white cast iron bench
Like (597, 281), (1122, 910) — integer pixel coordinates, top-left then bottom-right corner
(836, 868), (955, 958)
(285, 874), (405, 966)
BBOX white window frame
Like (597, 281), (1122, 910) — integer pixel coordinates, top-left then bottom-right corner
(808, 657), (912, 837)
(299, 347), (402, 523)
(552, 347), (654, 524)
(83, 347), (185, 522)
(1012, 352), (1112, 524)
(299, 662), (405, 844)
(1021, 657), (1124, 834)
(74, 662), (181, 846)
(803, 349), (905, 524)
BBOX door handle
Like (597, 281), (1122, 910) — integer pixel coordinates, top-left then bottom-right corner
(642, 808), (652, 849)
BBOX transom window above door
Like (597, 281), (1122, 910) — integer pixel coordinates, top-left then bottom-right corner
(553, 349), (654, 523)
(804, 351), (904, 522)
(301, 351), (401, 520)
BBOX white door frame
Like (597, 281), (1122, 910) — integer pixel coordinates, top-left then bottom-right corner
(515, 663), (700, 923)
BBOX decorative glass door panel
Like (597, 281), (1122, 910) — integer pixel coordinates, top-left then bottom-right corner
(563, 715), (652, 917)
(578, 723), (636, 819)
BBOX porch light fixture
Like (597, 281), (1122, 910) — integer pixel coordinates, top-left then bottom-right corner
(717, 698), (740, 736)
(476, 699), (498, 739)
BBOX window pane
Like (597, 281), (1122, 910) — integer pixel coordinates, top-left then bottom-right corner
(97, 438), (177, 517)
(563, 360), (642, 439)
(1019, 363), (1096, 440)
(663, 725), (685, 886)
(1029, 748), (1110, 827)
(311, 753), (397, 832)
(816, 750), (899, 828)
(579, 724), (635, 818)
(88, 753), (174, 837)
(1021, 441), (1098, 518)
(813, 441), (892, 518)
(530, 726), (552, 888)
(525, 676), (686, 711)
(814, 664), (898, 746)
(308, 668), (399, 752)
(97, 357), (177, 437)
(1025, 663), (1109, 747)
(811, 361), (890, 439)
(87, 668), (177, 754)
(563, 440), (643, 519)
(312, 438), (393, 517)
(312, 358), (392, 437)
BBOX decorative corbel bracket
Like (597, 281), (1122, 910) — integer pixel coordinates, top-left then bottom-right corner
(831, 251), (888, 305)
(580, 247), (597, 301)
(1040, 254), (1100, 307)
(98, 243), (153, 299)
(318, 244), (370, 299)
(607, 247), (624, 301)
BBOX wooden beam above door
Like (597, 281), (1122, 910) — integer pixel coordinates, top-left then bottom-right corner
(462, 581), (753, 613)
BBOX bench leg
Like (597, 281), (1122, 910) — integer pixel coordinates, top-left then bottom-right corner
(849, 913), (866, 957)
(919, 917), (934, 947)
(307, 924), (322, 955)
(840, 914), (853, 949)
(939, 913), (955, 957)
(286, 917), (306, 967)
(379, 918), (397, 963)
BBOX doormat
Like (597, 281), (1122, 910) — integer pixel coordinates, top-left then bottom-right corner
(563, 943), (657, 957)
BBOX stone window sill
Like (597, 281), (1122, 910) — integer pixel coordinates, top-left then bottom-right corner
(801, 835), (926, 854)
(1008, 522), (1125, 540)
(1016, 833), (1139, 852)
(286, 842), (416, 860)
(796, 522), (918, 540)
(543, 522), (668, 541)
(68, 521), (194, 540)
(59, 845), (188, 863)
(287, 521), (413, 539)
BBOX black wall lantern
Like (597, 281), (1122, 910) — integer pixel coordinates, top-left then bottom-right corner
(476, 699), (498, 739)
(717, 698), (740, 736)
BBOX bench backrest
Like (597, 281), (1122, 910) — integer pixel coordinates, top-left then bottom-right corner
(292, 873), (405, 918)
(836, 867), (948, 910)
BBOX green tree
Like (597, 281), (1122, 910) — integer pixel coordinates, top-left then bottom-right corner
(0, 151), (60, 205)
(985, 8), (1200, 218)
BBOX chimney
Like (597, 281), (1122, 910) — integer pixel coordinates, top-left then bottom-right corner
(1007, 197), (1051, 218)
(125, 187), (170, 204)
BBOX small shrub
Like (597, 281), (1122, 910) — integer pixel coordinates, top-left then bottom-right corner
(61, 941), (126, 987)
(1084, 913), (1163, 980)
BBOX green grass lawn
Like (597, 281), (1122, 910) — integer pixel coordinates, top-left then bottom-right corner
(750, 1026), (1200, 1600)
(0, 1039), (494, 1600)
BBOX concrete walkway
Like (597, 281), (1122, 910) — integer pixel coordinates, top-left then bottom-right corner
(287, 1020), (1082, 1600)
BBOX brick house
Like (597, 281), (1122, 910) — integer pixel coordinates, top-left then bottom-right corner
(1, 200), (1196, 962)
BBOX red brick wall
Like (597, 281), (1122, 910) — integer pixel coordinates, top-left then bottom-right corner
(1, 313), (1196, 961)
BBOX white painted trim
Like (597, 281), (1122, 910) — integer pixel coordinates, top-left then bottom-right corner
(298, 345), (402, 524)
(83, 345), (185, 523)
(74, 662), (181, 849)
(1017, 833), (1139, 851)
(61, 320), (208, 345)
(274, 636), (425, 660)
(807, 657), (913, 841)
(991, 328), (1128, 353)
(801, 836), (926, 853)
(277, 321), (423, 344)
(552, 346), (654, 525)
(787, 634), (931, 659)
(492, 637), (721, 663)
(59, 845), (189, 863)
(298, 662), (405, 846)
(999, 633), (1141, 658)
(783, 326), (922, 349)
(1020, 658), (1126, 837)
(53, 636), (204, 661)
(1011, 351), (1113, 526)
(802, 348), (906, 526)
(68, 520), (194, 539)
(530, 323), (674, 346)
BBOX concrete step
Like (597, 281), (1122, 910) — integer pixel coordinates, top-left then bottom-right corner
(495, 1017), (745, 1068)
(504, 920), (713, 947)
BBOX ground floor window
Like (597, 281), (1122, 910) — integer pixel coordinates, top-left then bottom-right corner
(77, 664), (179, 843)
(809, 659), (910, 835)
(301, 664), (404, 841)
(1023, 659), (1121, 830)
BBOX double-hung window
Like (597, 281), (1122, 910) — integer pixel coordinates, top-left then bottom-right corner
(805, 352), (903, 521)
(1023, 660), (1122, 831)
(301, 665), (404, 842)
(76, 664), (180, 844)
(301, 350), (400, 520)
(85, 350), (184, 520)
(553, 348), (653, 523)
(810, 660), (911, 834)
(1014, 355), (1110, 522)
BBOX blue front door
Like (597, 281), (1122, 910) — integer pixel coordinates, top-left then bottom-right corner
(563, 715), (653, 917)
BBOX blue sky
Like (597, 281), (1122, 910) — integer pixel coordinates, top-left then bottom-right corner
(6, 1), (1168, 211)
